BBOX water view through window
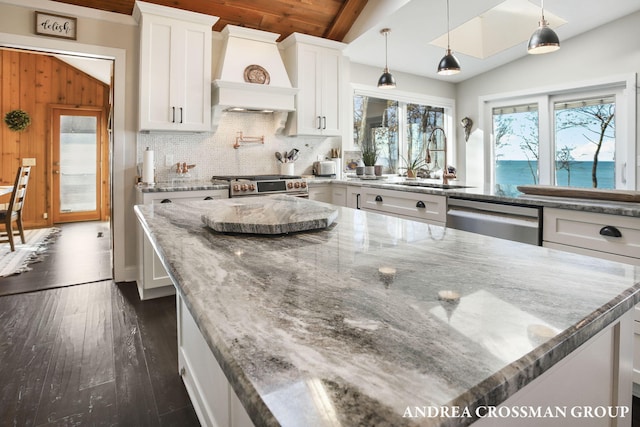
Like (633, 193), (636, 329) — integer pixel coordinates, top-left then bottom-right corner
(493, 96), (615, 196)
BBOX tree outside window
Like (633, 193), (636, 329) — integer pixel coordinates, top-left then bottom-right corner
(554, 97), (615, 189)
(353, 94), (445, 176)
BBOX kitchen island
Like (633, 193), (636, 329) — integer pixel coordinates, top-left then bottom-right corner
(135, 196), (640, 426)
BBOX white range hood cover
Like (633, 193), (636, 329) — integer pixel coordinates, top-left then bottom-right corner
(212, 25), (297, 132)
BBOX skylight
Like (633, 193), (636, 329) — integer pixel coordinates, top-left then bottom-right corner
(430, 0), (566, 59)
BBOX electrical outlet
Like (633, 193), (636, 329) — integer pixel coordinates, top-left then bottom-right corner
(43, 212), (48, 219)
(165, 154), (173, 167)
(22, 158), (36, 166)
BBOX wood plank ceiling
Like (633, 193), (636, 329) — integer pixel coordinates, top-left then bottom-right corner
(48, 0), (368, 41)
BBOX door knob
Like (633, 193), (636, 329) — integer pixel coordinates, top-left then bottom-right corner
(53, 170), (60, 174)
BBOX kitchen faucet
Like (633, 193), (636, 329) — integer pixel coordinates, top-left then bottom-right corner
(427, 126), (457, 184)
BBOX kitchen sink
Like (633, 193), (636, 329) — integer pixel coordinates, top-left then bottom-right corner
(397, 181), (471, 189)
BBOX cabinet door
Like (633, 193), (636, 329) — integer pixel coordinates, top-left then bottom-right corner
(138, 14), (212, 131)
(331, 185), (347, 207)
(172, 21), (211, 131)
(296, 46), (321, 135)
(140, 15), (175, 130)
(319, 49), (342, 136)
(308, 184), (332, 204)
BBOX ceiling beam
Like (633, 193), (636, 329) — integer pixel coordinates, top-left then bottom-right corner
(324, 0), (369, 41)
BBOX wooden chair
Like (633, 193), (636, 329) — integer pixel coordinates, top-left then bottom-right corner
(0, 166), (32, 251)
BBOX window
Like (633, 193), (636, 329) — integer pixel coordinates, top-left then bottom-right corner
(554, 97), (615, 189)
(492, 104), (539, 194)
(485, 76), (633, 196)
(353, 90), (451, 176)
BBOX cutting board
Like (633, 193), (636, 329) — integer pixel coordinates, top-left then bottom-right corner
(517, 185), (640, 202)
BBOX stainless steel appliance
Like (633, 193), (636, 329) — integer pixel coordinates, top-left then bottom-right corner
(211, 175), (308, 198)
(312, 161), (337, 177)
(446, 198), (542, 245)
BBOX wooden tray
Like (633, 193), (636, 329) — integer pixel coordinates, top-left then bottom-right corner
(517, 185), (640, 202)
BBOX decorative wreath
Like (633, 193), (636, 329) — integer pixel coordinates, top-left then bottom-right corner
(4, 109), (31, 132)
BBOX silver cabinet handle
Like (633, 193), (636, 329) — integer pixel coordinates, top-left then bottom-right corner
(179, 107), (183, 124)
(416, 201), (426, 208)
(322, 116), (326, 129)
(375, 195), (383, 202)
(317, 116), (322, 129)
(171, 107), (175, 123)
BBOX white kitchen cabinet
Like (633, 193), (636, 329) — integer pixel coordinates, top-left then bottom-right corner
(177, 292), (254, 427)
(134, 1), (217, 132)
(543, 208), (640, 263)
(308, 183), (332, 204)
(331, 183), (347, 207)
(281, 33), (346, 136)
(543, 207), (640, 393)
(136, 189), (228, 300)
(359, 187), (447, 225)
(308, 183), (347, 206)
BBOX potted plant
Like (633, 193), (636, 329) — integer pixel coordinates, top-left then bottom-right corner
(400, 154), (429, 179)
(361, 145), (378, 176)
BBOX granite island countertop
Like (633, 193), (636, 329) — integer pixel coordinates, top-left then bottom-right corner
(135, 196), (640, 426)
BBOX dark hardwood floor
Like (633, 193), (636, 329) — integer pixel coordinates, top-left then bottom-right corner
(0, 221), (112, 296)
(0, 220), (199, 426)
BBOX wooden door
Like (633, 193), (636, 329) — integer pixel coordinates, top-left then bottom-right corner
(51, 106), (104, 223)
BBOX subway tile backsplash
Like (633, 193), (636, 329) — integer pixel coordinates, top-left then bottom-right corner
(137, 112), (340, 182)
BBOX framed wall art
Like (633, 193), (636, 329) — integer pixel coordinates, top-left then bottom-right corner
(35, 11), (77, 40)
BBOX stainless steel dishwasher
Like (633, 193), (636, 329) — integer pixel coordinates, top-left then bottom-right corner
(446, 198), (542, 245)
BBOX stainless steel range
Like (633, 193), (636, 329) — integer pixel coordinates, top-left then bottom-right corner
(211, 175), (308, 198)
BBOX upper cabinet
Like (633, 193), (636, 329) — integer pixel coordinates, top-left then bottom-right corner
(134, 1), (218, 132)
(281, 33), (346, 137)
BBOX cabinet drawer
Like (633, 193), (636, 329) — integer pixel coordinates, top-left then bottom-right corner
(543, 208), (640, 259)
(361, 188), (446, 224)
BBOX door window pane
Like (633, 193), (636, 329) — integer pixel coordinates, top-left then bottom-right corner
(353, 95), (398, 172)
(60, 115), (97, 212)
(554, 97), (615, 189)
(492, 104), (539, 196)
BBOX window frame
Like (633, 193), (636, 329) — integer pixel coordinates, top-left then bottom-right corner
(480, 74), (636, 190)
(351, 84), (456, 174)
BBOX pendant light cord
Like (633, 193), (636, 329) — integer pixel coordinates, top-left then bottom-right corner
(384, 30), (389, 71)
(446, 0), (451, 50)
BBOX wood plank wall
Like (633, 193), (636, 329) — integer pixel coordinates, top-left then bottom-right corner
(0, 49), (111, 228)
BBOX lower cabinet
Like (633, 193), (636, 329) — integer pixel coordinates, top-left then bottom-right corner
(308, 183), (332, 204)
(177, 292), (254, 427)
(543, 207), (640, 393)
(308, 182), (347, 206)
(136, 189), (228, 300)
(475, 310), (633, 427)
(359, 187), (446, 225)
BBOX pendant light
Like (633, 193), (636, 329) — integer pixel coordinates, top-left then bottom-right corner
(527, 0), (560, 54)
(437, 0), (460, 75)
(377, 28), (396, 89)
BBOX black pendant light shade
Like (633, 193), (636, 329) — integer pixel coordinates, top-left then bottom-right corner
(438, 49), (461, 75)
(378, 28), (396, 89)
(378, 69), (396, 88)
(437, 0), (460, 76)
(528, 1), (560, 54)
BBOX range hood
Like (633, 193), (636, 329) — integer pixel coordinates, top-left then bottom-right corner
(212, 25), (297, 132)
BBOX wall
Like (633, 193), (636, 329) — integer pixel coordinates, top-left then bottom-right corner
(0, 50), (110, 228)
(137, 115), (340, 180)
(456, 10), (640, 189)
(0, 0), (138, 281)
